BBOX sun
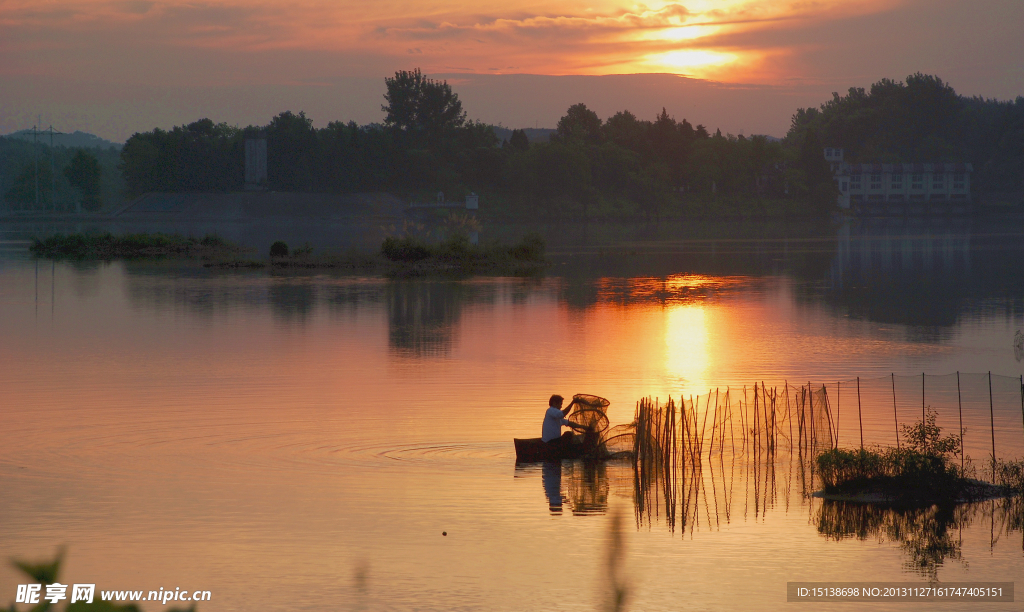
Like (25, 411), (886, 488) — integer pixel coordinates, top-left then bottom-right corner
(645, 49), (738, 75)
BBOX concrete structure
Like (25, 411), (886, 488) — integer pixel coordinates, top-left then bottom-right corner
(244, 138), (267, 191)
(826, 148), (972, 214)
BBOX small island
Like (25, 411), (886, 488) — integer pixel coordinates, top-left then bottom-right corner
(28, 231), (549, 277)
(814, 410), (1022, 505)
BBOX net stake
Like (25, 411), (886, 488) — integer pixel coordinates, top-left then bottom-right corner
(989, 371), (996, 480)
(957, 372), (964, 473)
(857, 376), (863, 451)
(892, 373), (900, 449)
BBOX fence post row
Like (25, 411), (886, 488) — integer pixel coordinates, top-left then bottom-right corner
(989, 371), (996, 480)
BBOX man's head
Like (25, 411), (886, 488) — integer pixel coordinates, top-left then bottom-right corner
(549, 394), (564, 408)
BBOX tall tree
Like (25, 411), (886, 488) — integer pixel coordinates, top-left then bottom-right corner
(382, 69), (466, 137)
(64, 150), (102, 211)
(508, 129), (530, 151)
(267, 111), (317, 190)
(4, 163), (53, 209)
(556, 103), (602, 144)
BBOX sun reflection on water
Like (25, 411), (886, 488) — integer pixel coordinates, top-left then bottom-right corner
(665, 302), (710, 392)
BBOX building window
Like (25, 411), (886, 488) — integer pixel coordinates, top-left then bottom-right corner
(841, 181), (848, 192)
(870, 174), (882, 189)
(953, 173), (965, 189)
(850, 175), (861, 190)
(892, 174), (903, 189)
(911, 174), (923, 190)
(932, 174), (944, 189)
(825, 148), (833, 158)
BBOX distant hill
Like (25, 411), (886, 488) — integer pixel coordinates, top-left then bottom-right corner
(3, 129), (122, 150)
(491, 127), (555, 144)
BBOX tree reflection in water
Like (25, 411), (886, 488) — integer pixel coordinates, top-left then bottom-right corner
(816, 497), (1024, 579)
(518, 444), (1024, 579)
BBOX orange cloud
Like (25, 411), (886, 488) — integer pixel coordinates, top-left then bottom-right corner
(0, 0), (904, 82)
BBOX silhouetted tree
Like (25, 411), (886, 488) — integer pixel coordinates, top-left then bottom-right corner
(4, 163), (52, 209)
(64, 150), (102, 210)
(556, 103), (603, 144)
(508, 129), (530, 151)
(267, 111), (317, 190)
(383, 69), (467, 139)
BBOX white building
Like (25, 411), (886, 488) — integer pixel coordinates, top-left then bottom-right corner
(825, 148), (972, 211)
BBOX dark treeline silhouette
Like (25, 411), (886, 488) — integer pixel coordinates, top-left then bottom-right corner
(1, 136), (122, 211)
(789, 73), (1024, 198)
(117, 70), (1024, 218)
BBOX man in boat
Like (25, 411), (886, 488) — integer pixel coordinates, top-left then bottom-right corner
(543, 395), (588, 447)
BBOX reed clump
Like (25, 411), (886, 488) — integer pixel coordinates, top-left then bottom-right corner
(994, 459), (1024, 493)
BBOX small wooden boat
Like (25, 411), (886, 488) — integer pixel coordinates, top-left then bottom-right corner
(514, 431), (599, 462)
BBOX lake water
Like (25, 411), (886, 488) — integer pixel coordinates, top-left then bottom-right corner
(1, 218), (1023, 611)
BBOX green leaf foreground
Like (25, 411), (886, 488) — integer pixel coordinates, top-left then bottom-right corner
(5, 550), (195, 612)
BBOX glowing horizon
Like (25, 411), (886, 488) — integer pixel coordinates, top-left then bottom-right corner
(1, 0), (1021, 140)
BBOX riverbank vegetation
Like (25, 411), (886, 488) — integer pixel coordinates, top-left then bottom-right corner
(815, 409), (1019, 503)
(240, 232), (546, 276)
(29, 232), (245, 259)
(28, 230), (547, 277)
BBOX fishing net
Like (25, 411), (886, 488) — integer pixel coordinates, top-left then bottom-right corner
(562, 394), (638, 459)
(568, 394), (610, 434)
(602, 424), (637, 456)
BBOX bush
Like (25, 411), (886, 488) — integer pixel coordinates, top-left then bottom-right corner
(200, 234), (226, 247)
(381, 236), (431, 262)
(995, 460), (1024, 493)
(269, 241), (289, 258)
(510, 233), (546, 261)
(379, 232), (547, 272)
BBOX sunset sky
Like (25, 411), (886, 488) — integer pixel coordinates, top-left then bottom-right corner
(1, 0), (1021, 141)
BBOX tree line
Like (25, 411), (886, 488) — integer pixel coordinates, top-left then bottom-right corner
(107, 70), (1024, 217)
(789, 73), (1024, 197)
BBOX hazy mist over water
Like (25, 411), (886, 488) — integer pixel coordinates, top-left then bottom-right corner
(1, 219), (1023, 610)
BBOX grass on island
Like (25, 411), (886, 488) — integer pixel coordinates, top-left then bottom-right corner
(378, 232), (546, 275)
(815, 409), (1021, 504)
(29, 230), (548, 276)
(30, 232), (245, 260)
(208, 233), (546, 275)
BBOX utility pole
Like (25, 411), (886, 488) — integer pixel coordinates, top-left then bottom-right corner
(34, 117), (40, 210)
(47, 124), (65, 212)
